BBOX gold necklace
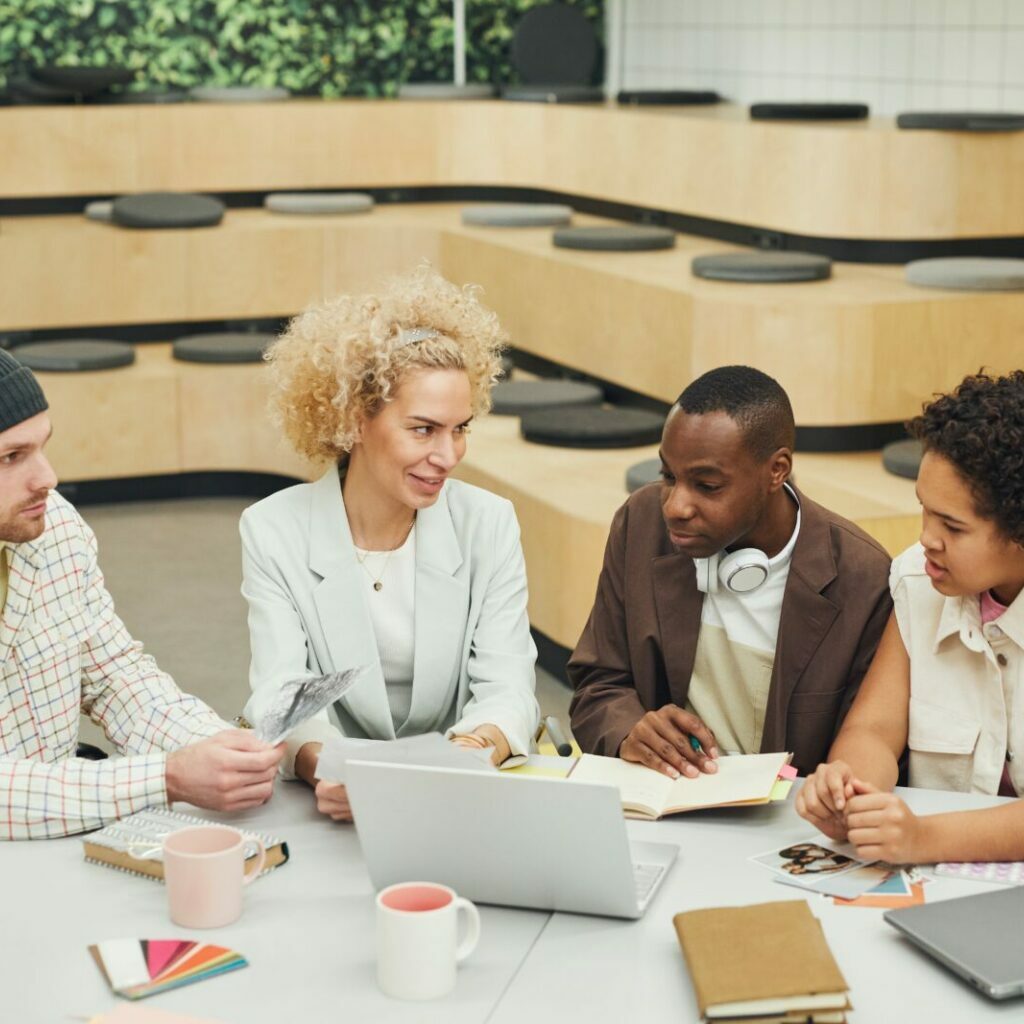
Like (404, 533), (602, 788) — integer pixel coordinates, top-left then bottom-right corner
(354, 517), (415, 592)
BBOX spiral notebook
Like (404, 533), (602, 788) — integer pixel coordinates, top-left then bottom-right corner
(82, 808), (289, 882)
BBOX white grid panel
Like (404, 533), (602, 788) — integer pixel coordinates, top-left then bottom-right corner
(616, 0), (1024, 115)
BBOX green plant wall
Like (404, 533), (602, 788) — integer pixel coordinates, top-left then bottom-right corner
(0, 0), (603, 96)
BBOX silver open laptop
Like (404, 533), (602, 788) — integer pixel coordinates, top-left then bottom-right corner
(885, 886), (1024, 999)
(344, 760), (678, 919)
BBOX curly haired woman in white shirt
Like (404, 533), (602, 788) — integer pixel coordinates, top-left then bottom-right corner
(241, 266), (539, 821)
(797, 371), (1024, 864)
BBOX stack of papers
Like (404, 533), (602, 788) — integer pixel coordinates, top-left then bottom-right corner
(674, 901), (851, 1023)
(833, 870), (926, 909)
(89, 939), (247, 1000)
(750, 838), (929, 907)
(753, 837), (897, 901)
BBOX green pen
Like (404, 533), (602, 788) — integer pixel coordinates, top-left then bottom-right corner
(689, 734), (702, 754)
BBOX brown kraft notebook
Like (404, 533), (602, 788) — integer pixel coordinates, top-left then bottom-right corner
(673, 900), (850, 1020)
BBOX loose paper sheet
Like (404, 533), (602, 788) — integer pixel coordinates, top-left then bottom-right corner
(316, 731), (495, 783)
(255, 669), (364, 745)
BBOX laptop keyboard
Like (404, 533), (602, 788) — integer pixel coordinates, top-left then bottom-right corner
(633, 861), (666, 907)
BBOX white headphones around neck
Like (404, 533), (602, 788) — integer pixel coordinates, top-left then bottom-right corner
(694, 548), (771, 595)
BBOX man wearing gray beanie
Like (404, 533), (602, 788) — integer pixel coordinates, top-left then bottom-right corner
(0, 351), (284, 839)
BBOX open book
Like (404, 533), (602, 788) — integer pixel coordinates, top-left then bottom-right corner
(569, 751), (790, 820)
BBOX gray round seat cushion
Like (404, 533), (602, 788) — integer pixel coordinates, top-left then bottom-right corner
(626, 458), (662, 493)
(882, 439), (923, 480)
(692, 251), (832, 283)
(521, 406), (665, 449)
(398, 83), (495, 100)
(462, 204), (573, 228)
(897, 111), (1024, 131)
(491, 379), (603, 416)
(33, 65), (135, 93)
(750, 101), (868, 121)
(97, 88), (189, 104)
(6, 76), (76, 104)
(905, 257), (1024, 291)
(172, 333), (275, 364)
(501, 85), (604, 104)
(553, 225), (676, 252)
(111, 192), (226, 229)
(84, 200), (113, 223)
(265, 192), (374, 215)
(617, 89), (720, 106)
(12, 339), (135, 372)
(189, 86), (289, 103)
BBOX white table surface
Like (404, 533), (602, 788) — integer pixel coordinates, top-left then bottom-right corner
(1, 780), (550, 1024)
(491, 785), (1023, 1024)
(3, 779), (1020, 1024)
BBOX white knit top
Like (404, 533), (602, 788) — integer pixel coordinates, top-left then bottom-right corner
(354, 525), (416, 731)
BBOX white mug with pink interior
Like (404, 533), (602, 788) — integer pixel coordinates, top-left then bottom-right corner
(375, 881), (481, 1000)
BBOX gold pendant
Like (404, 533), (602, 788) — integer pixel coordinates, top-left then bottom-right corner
(373, 581), (383, 592)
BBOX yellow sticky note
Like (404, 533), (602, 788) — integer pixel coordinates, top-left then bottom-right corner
(538, 739), (583, 758)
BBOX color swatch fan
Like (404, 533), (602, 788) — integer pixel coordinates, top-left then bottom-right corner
(90, 939), (248, 1000)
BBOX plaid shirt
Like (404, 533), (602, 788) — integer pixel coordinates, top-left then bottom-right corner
(0, 493), (228, 839)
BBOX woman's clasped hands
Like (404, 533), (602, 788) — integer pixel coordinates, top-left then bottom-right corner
(796, 760), (928, 864)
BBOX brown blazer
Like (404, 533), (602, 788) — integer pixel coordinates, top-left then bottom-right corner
(568, 484), (893, 775)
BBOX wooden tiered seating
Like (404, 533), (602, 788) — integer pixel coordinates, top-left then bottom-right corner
(3, 99), (1024, 240)
(2, 98), (1011, 650)
(3, 205), (1022, 431)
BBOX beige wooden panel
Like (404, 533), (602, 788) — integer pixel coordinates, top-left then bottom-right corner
(184, 212), (325, 319)
(857, 516), (920, 556)
(455, 414), (657, 648)
(136, 103), (331, 192)
(322, 218), (443, 298)
(4, 101), (1024, 239)
(0, 217), (188, 329)
(0, 107), (139, 196)
(321, 102), (446, 188)
(794, 451), (920, 557)
(41, 346), (181, 481)
(441, 230), (691, 403)
(176, 357), (319, 479)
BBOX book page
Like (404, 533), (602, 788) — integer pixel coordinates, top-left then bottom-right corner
(664, 752), (789, 812)
(569, 754), (674, 815)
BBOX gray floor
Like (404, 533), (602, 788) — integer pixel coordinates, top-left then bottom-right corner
(78, 497), (571, 751)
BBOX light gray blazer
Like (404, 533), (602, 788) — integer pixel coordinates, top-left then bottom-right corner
(240, 469), (539, 775)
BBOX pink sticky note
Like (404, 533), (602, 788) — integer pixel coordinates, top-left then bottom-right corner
(99, 1004), (226, 1024)
(778, 764), (798, 780)
(145, 940), (189, 979)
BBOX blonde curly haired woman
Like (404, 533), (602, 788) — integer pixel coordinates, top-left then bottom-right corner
(240, 267), (539, 822)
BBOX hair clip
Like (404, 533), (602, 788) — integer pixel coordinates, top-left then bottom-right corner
(396, 326), (440, 349)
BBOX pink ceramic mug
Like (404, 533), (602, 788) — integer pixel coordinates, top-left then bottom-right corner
(159, 825), (265, 929)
